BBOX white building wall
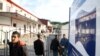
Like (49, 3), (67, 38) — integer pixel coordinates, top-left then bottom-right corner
(0, 17), (38, 43)
(0, 0), (47, 46)
(12, 19), (26, 33)
(0, 0), (38, 22)
(0, 16), (11, 25)
(41, 24), (47, 32)
(0, 11), (11, 44)
(0, 0), (39, 34)
(61, 24), (69, 39)
(33, 24), (38, 34)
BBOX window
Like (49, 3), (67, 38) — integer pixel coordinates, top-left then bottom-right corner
(13, 23), (17, 27)
(0, 3), (3, 10)
(38, 24), (41, 28)
(29, 25), (31, 30)
(24, 14), (26, 16)
(6, 6), (11, 12)
(24, 25), (26, 33)
(16, 10), (18, 13)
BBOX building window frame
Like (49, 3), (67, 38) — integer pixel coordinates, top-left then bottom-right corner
(0, 3), (3, 10)
(13, 23), (17, 27)
(24, 25), (26, 33)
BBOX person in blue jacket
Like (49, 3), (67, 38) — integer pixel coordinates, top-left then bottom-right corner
(60, 34), (68, 56)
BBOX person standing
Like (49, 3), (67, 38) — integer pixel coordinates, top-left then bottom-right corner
(60, 34), (68, 56)
(8, 31), (27, 56)
(50, 35), (60, 56)
(34, 34), (44, 56)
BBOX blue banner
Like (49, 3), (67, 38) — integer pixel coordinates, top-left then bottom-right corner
(68, 43), (82, 56)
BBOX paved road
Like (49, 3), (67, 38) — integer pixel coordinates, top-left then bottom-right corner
(0, 45), (50, 56)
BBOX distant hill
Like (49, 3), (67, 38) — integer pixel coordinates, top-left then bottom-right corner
(62, 22), (69, 25)
(51, 22), (69, 25)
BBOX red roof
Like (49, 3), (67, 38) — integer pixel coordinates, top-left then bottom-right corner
(39, 19), (48, 26)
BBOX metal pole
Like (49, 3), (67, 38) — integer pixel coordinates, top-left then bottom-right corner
(68, 7), (71, 56)
(68, 7), (71, 40)
(0, 30), (2, 44)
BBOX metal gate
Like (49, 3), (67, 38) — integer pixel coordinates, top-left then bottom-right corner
(0, 30), (9, 56)
(0, 27), (38, 56)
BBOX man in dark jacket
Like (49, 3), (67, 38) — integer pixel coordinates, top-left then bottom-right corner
(50, 35), (60, 56)
(9, 31), (27, 56)
(34, 34), (44, 56)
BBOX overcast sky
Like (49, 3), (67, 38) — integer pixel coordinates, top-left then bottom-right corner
(13, 0), (73, 22)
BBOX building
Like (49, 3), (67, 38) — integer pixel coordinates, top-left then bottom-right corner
(0, 0), (39, 44)
(39, 19), (53, 34)
(61, 23), (69, 39)
(51, 22), (69, 40)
